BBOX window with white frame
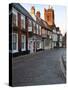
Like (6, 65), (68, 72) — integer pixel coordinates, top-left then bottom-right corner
(12, 13), (16, 26)
(12, 33), (18, 52)
(12, 8), (18, 27)
(36, 41), (41, 49)
(39, 25), (41, 35)
(35, 24), (37, 34)
(48, 31), (50, 35)
(21, 14), (25, 29)
(28, 19), (32, 31)
(37, 24), (38, 34)
(60, 35), (62, 41)
(38, 25), (40, 34)
(21, 35), (26, 51)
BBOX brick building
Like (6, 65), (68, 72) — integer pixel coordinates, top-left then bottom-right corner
(9, 3), (63, 57)
(9, 3), (43, 57)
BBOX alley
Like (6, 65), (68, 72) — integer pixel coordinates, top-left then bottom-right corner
(12, 48), (66, 86)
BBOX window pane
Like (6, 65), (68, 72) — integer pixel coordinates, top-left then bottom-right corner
(13, 34), (17, 42)
(38, 26), (41, 35)
(21, 35), (26, 50)
(33, 22), (35, 33)
(12, 13), (16, 26)
(12, 34), (17, 50)
(28, 19), (32, 27)
(21, 36), (24, 42)
(21, 42), (24, 49)
(13, 43), (16, 50)
(36, 41), (40, 48)
(21, 15), (25, 29)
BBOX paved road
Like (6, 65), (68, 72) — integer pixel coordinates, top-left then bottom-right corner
(12, 48), (66, 86)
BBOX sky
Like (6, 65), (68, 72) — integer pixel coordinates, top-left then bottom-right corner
(21, 3), (66, 35)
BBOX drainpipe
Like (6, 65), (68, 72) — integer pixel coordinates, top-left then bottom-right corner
(26, 17), (29, 53)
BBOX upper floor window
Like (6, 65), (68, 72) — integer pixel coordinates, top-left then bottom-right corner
(38, 26), (41, 35)
(12, 13), (16, 26)
(28, 19), (32, 27)
(48, 31), (52, 39)
(21, 14), (25, 29)
(35, 24), (37, 34)
(37, 24), (38, 34)
(12, 8), (18, 27)
(48, 31), (50, 35)
(28, 19), (32, 31)
(33, 22), (35, 33)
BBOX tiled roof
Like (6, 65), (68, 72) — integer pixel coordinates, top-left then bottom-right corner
(9, 3), (54, 31)
(36, 17), (52, 31)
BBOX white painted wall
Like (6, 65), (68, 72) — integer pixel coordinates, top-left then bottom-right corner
(52, 33), (57, 41)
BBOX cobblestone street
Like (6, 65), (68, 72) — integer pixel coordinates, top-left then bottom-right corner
(12, 48), (66, 86)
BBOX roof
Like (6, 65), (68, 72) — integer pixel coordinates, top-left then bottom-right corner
(9, 3), (35, 21)
(36, 17), (52, 31)
(9, 3), (53, 31)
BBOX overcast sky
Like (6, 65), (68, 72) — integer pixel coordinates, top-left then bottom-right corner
(21, 3), (66, 35)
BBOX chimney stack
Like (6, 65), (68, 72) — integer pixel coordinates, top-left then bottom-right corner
(36, 11), (40, 18)
(31, 6), (35, 15)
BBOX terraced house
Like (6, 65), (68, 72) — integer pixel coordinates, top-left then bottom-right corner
(9, 3), (43, 57)
(9, 3), (62, 57)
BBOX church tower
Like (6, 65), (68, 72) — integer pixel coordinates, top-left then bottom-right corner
(44, 6), (54, 26)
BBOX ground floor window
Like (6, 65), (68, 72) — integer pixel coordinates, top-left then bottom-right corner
(21, 35), (26, 51)
(45, 39), (50, 46)
(12, 33), (18, 53)
(36, 41), (41, 49)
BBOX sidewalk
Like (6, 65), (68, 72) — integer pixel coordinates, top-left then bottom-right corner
(12, 50), (44, 63)
(60, 51), (66, 79)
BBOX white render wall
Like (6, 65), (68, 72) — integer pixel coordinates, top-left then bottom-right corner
(52, 33), (57, 42)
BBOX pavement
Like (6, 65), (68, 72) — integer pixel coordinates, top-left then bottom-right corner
(60, 49), (66, 78)
(12, 48), (66, 86)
